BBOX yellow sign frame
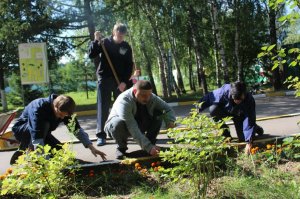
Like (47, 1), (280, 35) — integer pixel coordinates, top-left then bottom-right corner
(18, 43), (49, 85)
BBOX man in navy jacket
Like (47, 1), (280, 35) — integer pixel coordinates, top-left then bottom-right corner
(10, 94), (106, 164)
(198, 81), (263, 154)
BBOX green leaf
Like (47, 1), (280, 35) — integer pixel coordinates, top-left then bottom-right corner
(267, 44), (276, 52)
(294, 154), (300, 159)
(257, 52), (265, 58)
(44, 145), (51, 153)
(283, 137), (294, 144)
(278, 16), (286, 22)
(278, 52), (286, 57)
(288, 49), (295, 54)
(289, 61), (297, 67)
(261, 46), (268, 51)
(272, 63), (279, 70)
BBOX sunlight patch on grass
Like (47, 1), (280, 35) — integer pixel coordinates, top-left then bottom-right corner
(66, 91), (97, 106)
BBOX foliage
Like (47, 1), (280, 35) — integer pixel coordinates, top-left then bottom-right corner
(67, 114), (80, 137)
(0, 0), (74, 111)
(258, 0), (300, 91)
(285, 67), (300, 97)
(210, 139), (300, 198)
(160, 107), (230, 198)
(0, 144), (77, 198)
(51, 58), (96, 94)
(213, 166), (300, 198)
(281, 135), (300, 160)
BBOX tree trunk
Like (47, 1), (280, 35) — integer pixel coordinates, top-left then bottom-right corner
(188, 6), (208, 95)
(83, 0), (100, 71)
(212, 18), (221, 87)
(84, 0), (95, 41)
(167, 50), (181, 97)
(188, 46), (196, 91)
(235, 28), (243, 81)
(140, 40), (158, 95)
(210, 0), (229, 83)
(234, 0), (243, 82)
(142, 6), (169, 97)
(0, 56), (8, 111)
(163, 50), (172, 97)
(269, 8), (282, 90)
(167, 33), (186, 94)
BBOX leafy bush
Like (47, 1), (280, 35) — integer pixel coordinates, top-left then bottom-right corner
(0, 144), (77, 198)
(160, 107), (230, 198)
(282, 136), (300, 160)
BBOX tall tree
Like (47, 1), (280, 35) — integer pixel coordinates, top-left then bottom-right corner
(163, 3), (186, 94)
(234, 0), (243, 81)
(268, 2), (283, 90)
(0, 0), (71, 110)
(141, 40), (158, 95)
(187, 5), (208, 94)
(139, 3), (171, 97)
(210, 0), (230, 83)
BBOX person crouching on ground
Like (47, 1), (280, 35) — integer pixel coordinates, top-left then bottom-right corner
(10, 94), (107, 164)
(104, 80), (176, 159)
(198, 81), (264, 154)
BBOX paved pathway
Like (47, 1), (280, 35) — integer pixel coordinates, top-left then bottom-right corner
(1, 96), (300, 174)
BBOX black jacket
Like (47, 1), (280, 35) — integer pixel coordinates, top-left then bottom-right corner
(88, 36), (133, 86)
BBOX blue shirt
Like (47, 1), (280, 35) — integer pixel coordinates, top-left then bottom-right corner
(12, 94), (92, 147)
(199, 84), (256, 142)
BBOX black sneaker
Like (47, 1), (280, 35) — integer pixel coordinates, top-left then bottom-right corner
(10, 150), (24, 165)
(222, 128), (232, 138)
(256, 125), (264, 136)
(116, 148), (126, 160)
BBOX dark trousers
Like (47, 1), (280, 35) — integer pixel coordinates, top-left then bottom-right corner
(209, 104), (256, 142)
(104, 111), (162, 152)
(96, 76), (120, 139)
(12, 122), (62, 151)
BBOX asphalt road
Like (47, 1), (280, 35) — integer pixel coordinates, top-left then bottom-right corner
(1, 96), (300, 174)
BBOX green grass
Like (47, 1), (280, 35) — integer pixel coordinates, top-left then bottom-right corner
(64, 89), (201, 111)
(70, 183), (191, 199)
(66, 91), (97, 106)
(213, 169), (300, 198)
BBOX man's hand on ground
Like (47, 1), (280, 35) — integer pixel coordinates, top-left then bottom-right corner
(149, 146), (160, 156)
(88, 144), (107, 160)
(245, 143), (252, 155)
(167, 122), (175, 128)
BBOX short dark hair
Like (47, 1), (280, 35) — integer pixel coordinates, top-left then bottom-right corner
(53, 95), (76, 115)
(113, 23), (127, 34)
(134, 80), (152, 90)
(230, 81), (246, 100)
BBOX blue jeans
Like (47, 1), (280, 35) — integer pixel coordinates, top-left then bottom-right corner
(96, 76), (120, 139)
(209, 104), (256, 142)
